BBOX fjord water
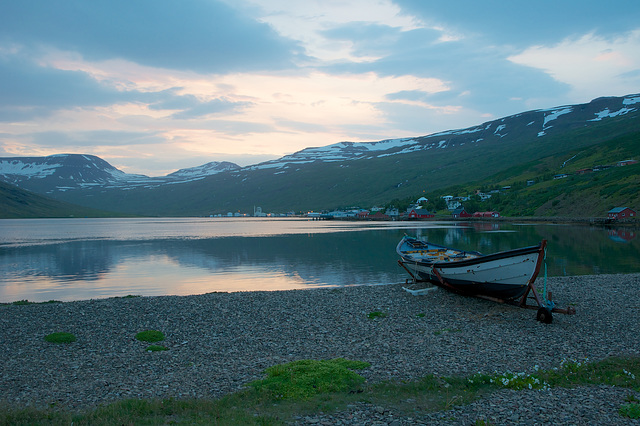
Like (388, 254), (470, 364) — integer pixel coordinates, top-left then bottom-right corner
(0, 217), (638, 303)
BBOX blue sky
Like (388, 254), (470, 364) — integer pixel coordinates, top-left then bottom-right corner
(1, 0), (639, 176)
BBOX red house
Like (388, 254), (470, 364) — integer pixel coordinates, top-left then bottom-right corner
(608, 207), (637, 219)
(452, 208), (472, 218)
(407, 208), (434, 219)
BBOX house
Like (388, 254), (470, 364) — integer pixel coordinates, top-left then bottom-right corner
(576, 168), (592, 174)
(617, 159), (638, 167)
(356, 210), (370, 219)
(451, 208), (472, 218)
(407, 208), (434, 219)
(369, 211), (390, 220)
(593, 165), (611, 172)
(473, 211), (500, 218)
(553, 174), (568, 179)
(608, 207), (637, 220)
(476, 192), (492, 201)
(385, 208), (399, 217)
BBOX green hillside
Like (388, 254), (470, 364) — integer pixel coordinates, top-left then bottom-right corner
(416, 130), (640, 218)
(0, 181), (124, 219)
(48, 110), (640, 217)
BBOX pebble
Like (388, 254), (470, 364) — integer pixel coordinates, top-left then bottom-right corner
(1, 274), (639, 425)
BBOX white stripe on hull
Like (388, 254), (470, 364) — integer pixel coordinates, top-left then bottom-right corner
(404, 252), (540, 286)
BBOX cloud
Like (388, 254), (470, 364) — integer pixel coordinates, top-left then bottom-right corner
(394, 1), (640, 47)
(0, 53), (132, 119)
(0, 0), (305, 73)
(508, 30), (640, 101)
(29, 131), (165, 148)
(147, 92), (253, 119)
(237, 0), (424, 62)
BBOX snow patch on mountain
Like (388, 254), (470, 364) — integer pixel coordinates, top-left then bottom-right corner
(0, 159), (62, 179)
(168, 161), (239, 179)
(542, 107), (573, 128)
(246, 138), (421, 170)
(623, 95), (640, 105)
(589, 95), (638, 121)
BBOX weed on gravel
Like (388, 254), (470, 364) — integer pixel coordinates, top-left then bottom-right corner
(0, 356), (638, 425)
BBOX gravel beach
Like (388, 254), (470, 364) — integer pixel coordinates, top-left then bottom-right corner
(1, 273), (639, 425)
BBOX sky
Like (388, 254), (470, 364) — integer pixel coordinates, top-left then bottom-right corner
(1, 1), (639, 176)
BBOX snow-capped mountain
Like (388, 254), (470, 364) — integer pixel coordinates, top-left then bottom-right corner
(247, 93), (639, 170)
(167, 161), (239, 179)
(1, 93), (638, 202)
(0, 154), (240, 193)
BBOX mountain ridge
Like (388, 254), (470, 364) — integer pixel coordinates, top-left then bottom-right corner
(1, 93), (639, 216)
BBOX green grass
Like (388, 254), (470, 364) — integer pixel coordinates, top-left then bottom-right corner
(620, 400), (640, 419)
(367, 311), (388, 320)
(1, 300), (62, 306)
(146, 345), (168, 352)
(135, 330), (165, 343)
(0, 356), (638, 425)
(248, 358), (370, 401)
(433, 328), (461, 336)
(44, 332), (76, 344)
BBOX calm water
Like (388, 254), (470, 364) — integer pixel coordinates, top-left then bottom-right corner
(0, 217), (638, 302)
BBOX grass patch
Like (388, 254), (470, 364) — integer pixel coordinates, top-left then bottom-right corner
(44, 332), (76, 344)
(620, 397), (640, 419)
(249, 358), (370, 400)
(367, 311), (388, 320)
(0, 356), (638, 425)
(135, 330), (165, 343)
(2, 299), (62, 306)
(146, 345), (168, 352)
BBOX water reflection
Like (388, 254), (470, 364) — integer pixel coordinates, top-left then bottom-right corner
(0, 219), (638, 302)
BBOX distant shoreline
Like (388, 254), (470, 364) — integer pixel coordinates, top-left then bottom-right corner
(329, 214), (639, 227)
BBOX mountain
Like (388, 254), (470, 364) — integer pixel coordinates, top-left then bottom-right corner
(1, 94), (639, 216)
(166, 161), (239, 180)
(0, 154), (240, 194)
(246, 94), (639, 170)
(0, 180), (118, 219)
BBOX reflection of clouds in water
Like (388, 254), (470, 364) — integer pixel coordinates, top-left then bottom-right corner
(0, 231), (407, 302)
(1, 219), (638, 303)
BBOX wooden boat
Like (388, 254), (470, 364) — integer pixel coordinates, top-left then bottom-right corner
(396, 236), (576, 323)
(396, 236), (546, 300)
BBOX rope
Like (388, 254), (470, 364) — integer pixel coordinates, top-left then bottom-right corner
(542, 247), (554, 310)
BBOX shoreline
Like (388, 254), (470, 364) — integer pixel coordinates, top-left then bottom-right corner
(1, 273), (639, 422)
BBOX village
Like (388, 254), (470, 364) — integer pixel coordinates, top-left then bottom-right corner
(211, 157), (638, 222)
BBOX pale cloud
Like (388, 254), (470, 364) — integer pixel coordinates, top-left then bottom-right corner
(508, 30), (640, 101)
(235, 0), (426, 62)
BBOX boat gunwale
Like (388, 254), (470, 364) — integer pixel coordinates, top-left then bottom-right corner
(397, 237), (543, 269)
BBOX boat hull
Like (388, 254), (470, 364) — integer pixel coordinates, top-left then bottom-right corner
(397, 237), (546, 300)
